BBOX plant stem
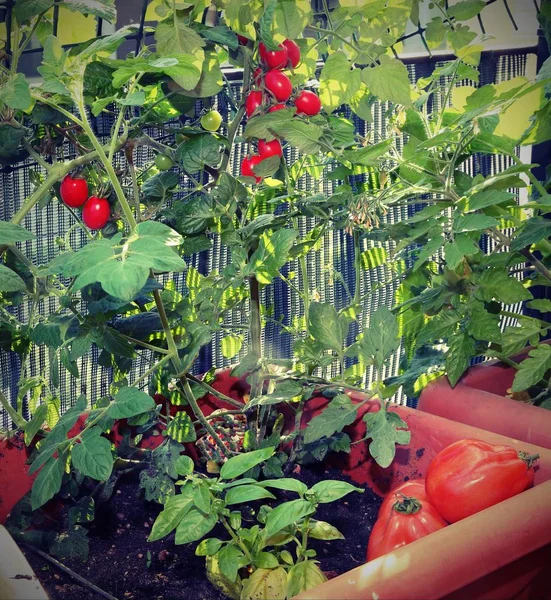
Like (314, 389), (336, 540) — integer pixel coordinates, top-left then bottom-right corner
(186, 373), (246, 409)
(353, 229), (362, 306)
(519, 249), (551, 282)
(119, 334), (170, 354)
(220, 516), (255, 564)
(131, 354), (174, 390)
(249, 275), (263, 397)
(0, 389), (26, 429)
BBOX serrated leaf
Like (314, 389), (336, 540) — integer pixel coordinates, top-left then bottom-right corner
(274, 0), (312, 39)
(510, 218), (551, 252)
(527, 299), (551, 313)
(0, 73), (32, 111)
(71, 427), (113, 481)
(362, 55), (412, 106)
(303, 395), (358, 444)
(176, 134), (222, 173)
(107, 387), (155, 419)
(467, 305), (501, 343)
(166, 411), (197, 442)
(268, 120), (323, 155)
(363, 409), (411, 468)
(245, 380), (303, 409)
(245, 229), (297, 284)
(447, 0), (485, 21)
(319, 51), (362, 112)
(454, 213), (499, 233)
(62, 0), (116, 21)
(466, 190), (516, 212)
(24, 403), (48, 446)
(0, 222), (36, 245)
(474, 269), (531, 304)
(445, 332), (476, 386)
(359, 306), (400, 371)
(309, 302), (345, 353)
(14, 0), (55, 24)
(31, 454), (65, 510)
(0, 264), (27, 292)
(511, 344), (551, 392)
(444, 234), (479, 269)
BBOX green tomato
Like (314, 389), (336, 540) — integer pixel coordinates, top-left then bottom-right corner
(155, 154), (174, 171)
(201, 110), (222, 132)
(175, 132), (189, 144)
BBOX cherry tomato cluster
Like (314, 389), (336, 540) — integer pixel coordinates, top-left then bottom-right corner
(60, 175), (110, 230)
(366, 438), (539, 561)
(241, 38), (321, 184)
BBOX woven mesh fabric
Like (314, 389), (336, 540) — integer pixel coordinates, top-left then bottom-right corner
(0, 52), (531, 428)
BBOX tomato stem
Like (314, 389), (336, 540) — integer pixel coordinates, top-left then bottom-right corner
(392, 494), (422, 514)
(518, 451), (540, 469)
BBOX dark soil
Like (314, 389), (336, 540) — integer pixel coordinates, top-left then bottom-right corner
(22, 465), (382, 600)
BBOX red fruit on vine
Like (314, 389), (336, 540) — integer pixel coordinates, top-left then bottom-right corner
(82, 196), (110, 230)
(264, 70), (293, 102)
(283, 39), (301, 68)
(253, 67), (263, 86)
(237, 34), (249, 45)
(258, 139), (282, 158)
(294, 90), (321, 116)
(268, 103), (286, 112)
(245, 90), (264, 117)
(241, 155), (263, 183)
(60, 175), (89, 208)
(259, 42), (288, 69)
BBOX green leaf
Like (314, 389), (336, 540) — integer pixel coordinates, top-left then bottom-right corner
(220, 447), (275, 480)
(447, 0), (486, 21)
(31, 454), (65, 510)
(444, 234), (480, 269)
(342, 139), (392, 167)
(0, 222), (36, 245)
(474, 269), (531, 304)
(183, 50), (224, 98)
(224, 484), (276, 506)
(454, 213), (499, 233)
(194, 484), (212, 513)
(176, 134), (222, 173)
(362, 55), (412, 106)
(309, 480), (363, 503)
(107, 387), (155, 419)
(241, 567), (288, 600)
(527, 299), (551, 313)
(31, 321), (63, 349)
(0, 74), (32, 111)
(303, 394), (358, 445)
(259, 478), (308, 495)
(264, 499), (316, 538)
(14, 0), (55, 23)
(142, 171), (179, 203)
(521, 97), (551, 145)
(510, 218), (551, 252)
(467, 305), (501, 343)
(199, 26), (238, 51)
(148, 484), (196, 542)
(448, 25), (477, 53)
(360, 247), (388, 270)
(71, 427), (113, 481)
(166, 411), (197, 443)
(268, 120), (324, 155)
(252, 155), (281, 178)
(274, 0), (312, 39)
(358, 306), (400, 371)
(445, 331), (476, 386)
(319, 51), (362, 112)
(244, 109), (296, 140)
(0, 123), (26, 159)
(175, 507), (217, 544)
(254, 552), (279, 569)
(511, 344), (551, 392)
(175, 455), (195, 476)
(309, 302), (345, 353)
(155, 12), (205, 57)
(425, 17), (446, 49)
(466, 190), (516, 212)
(24, 403), (48, 446)
(0, 264), (26, 292)
(216, 544), (245, 583)
(245, 229), (298, 285)
(286, 560), (327, 599)
(308, 520), (344, 541)
(363, 409), (411, 468)
(61, 0), (116, 21)
(500, 320), (542, 356)
(245, 381), (304, 409)
(412, 236), (444, 271)
(195, 538), (224, 557)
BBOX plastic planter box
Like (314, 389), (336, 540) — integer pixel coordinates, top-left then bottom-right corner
(417, 345), (551, 450)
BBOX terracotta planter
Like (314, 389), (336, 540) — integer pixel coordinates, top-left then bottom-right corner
(291, 391), (551, 600)
(417, 345), (551, 449)
(0, 433), (36, 524)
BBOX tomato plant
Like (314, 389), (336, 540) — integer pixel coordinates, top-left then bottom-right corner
(200, 110), (222, 132)
(426, 439), (539, 523)
(264, 70), (293, 102)
(367, 494), (447, 561)
(294, 90), (321, 116)
(283, 39), (301, 68)
(82, 197), (110, 230)
(245, 90), (264, 117)
(60, 175), (89, 208)
(258, 139), (282, 158)
(241, 155), (263, 183)
(154, 154), (174, 171)
(259, 42), (288, 69)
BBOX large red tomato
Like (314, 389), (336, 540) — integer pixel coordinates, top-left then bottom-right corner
(82, 196), (110, 230)
(264, 70), (293, 102)
(294, 90), (321, 116)
(377, 480), (429, 518)
(367, 495), (447, 561)
(258, 139), (282, 158)
(425, 438), (538, 523)
(60, 175), (89, 208)
(259, 42), (288, 69)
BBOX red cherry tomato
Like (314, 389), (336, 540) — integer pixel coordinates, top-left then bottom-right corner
(245, 90), (264, 117)
(253, 67), (263, 86)
(426, 438), (538, 523)
(258, 139), (282, 158)
(377, 480), (429, 518)
(294, 90), (321, 116)
(237, 35), (249, 46)
(259, 42), (288, 69)
(268, 103), (287, 113)
(60, 175), (89, 208)
(264, 70), (293, 102)
(283, 39), (301, 68)
(82, 196), (110, 230)
(366, 494), (447, 561)
(241, 155), (263, 183)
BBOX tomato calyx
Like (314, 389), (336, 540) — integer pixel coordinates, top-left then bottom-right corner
(391, 495), (422, 515)
(518, 451), (540, 468)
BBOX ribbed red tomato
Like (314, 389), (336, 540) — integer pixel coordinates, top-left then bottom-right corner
(60, 175), (89, 208)
(241, 155), (263, 183)
(245, 90), (264, 117)
(82, 196), (110, 230)
(268, 103), (286, 112)
(264, 70), (293, 102)
(258, 139), (282, 158)
(259, 42), (288, 69)
(378, 480), (429, 518)
(283, 39), (301, 68)
(367, 495), (447, 561)
(426, 439), (538, 523)
(294, 90), (321, 116)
